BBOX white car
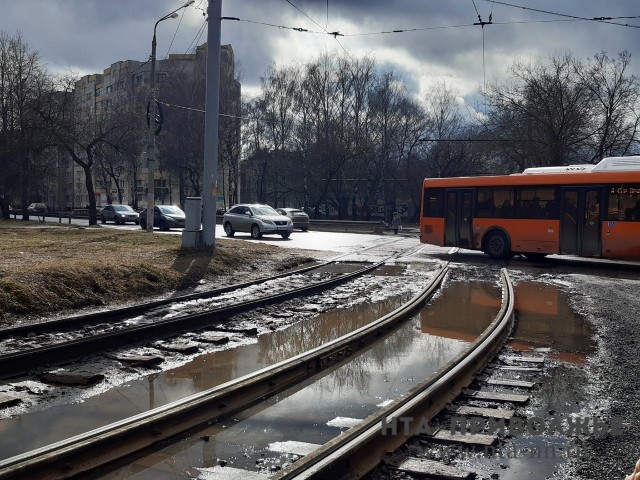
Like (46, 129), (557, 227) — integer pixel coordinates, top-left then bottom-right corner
(223, 204), (293, 239)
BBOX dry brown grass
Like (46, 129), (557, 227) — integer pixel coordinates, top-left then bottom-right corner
(0, 220), (317, 325)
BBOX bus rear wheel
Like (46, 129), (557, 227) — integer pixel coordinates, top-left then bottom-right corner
(485, 231), (510, 259)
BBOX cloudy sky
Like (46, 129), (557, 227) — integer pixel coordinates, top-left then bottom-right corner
(1, 0), (638, 103)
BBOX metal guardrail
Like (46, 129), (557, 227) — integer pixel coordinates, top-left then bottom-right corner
(309, 219), (418, 234)
(6, 213), (417, 233)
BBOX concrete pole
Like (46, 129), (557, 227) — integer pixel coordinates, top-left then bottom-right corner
(146, 28), (158, 232)
(199, 0), (221, 248)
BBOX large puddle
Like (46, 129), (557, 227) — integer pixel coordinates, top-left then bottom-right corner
(94, 280), (502, 479)
(0, 276), (594, 480)
(510, 282), (595, 362)
(0, 290), (412, 458)
(453, 281), (597, 480)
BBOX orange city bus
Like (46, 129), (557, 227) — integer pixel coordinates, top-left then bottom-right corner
(420, 156), (640, 259)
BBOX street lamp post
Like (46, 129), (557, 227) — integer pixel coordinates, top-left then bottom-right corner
(146, 1), (194, 232)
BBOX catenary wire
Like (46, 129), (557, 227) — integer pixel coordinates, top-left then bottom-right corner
(481, 0), (640, 28)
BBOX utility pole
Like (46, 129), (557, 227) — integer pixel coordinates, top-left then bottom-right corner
(146, 1), (194, 232)
(199, 0), (221, 248)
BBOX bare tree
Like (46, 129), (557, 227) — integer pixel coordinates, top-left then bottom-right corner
(157, 61), (206, 206)
(218, 57), (242, 209)
(576, 50), (640, 161)
(36, 73), (140, 225)
(364, 71), (409, 222)
(0, 32), (51, 220)
(483, 53), (592, 171)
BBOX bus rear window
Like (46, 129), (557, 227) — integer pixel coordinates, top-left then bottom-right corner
(424, 188), (444, 217)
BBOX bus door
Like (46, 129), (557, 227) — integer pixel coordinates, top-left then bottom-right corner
(560, 187), (603, 256)
(444, 189), (473, 248)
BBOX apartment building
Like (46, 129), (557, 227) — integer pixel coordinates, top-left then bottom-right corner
(62, 43), (240, 211)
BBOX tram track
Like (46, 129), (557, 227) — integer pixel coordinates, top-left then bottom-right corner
(0, 258), (450, 479)
(270, 268), (515, 480)
(0, 259), (402, 379)
(71, 264), (517, 480)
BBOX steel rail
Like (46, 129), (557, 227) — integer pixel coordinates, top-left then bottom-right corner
(0, 259), (331, 340)
(0, 236), (407, 341)
(0, 260), (385, 379)
(0, 264), (449, 480)
(275, 268), (515, 480)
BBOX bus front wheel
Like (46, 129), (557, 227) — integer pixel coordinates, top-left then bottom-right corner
(485, 231), (510, 259)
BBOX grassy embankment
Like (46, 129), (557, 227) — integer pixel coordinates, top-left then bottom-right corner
(0, 220), (314, 325)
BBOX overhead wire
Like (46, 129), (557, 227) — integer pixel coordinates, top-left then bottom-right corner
(163, 8), (186, 59)
(282, 0), (352, 58)
(470, 0), (493, 92)
(480, 0), (640, 28)
(159, 1), (640, 117)
(221, 15), (636, 38)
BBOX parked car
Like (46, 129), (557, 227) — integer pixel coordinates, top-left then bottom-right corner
(223, 204), (293, 239)
(26, 203), (48, 215)
(276, 207), (310, 231)
(139, 205), (186, 231)
(100, 204), (139, 225)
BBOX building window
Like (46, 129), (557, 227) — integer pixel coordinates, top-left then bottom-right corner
(106, 85), (112, 94)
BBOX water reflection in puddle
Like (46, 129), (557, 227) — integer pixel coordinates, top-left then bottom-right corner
(453, 281), (596, 480)
(102, 281), (500, 479)
(510, 282), (595, 362)
(0, 295), (407, 458)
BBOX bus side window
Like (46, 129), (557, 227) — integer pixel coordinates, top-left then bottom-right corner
(545, 200), (558, 218)
(499, 199), (512, 217)
(475, 189), (494, 217)
(607, 184), (640, 221)
(493, 189), (514, 218)
(424, 188), (444, 217)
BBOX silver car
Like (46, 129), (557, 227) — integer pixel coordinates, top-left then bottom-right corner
(223, 204), (293, 239)
(27, 203), (48, 215)
(100, 204), (139, 224)
(276, 207), (309, 231)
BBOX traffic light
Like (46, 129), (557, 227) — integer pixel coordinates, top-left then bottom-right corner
(146, 100), (164, 135)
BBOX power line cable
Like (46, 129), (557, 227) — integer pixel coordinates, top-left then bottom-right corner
(229, 16), (613, 39)
(282, 0), (352, 58)
(221, 16), (324, 34)
(481, 0), (640, 28)
(164, 9), (186, 59)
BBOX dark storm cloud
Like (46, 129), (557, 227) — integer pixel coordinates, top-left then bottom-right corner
(0, 1), (638, 101)
(225, 0), (639, 100)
